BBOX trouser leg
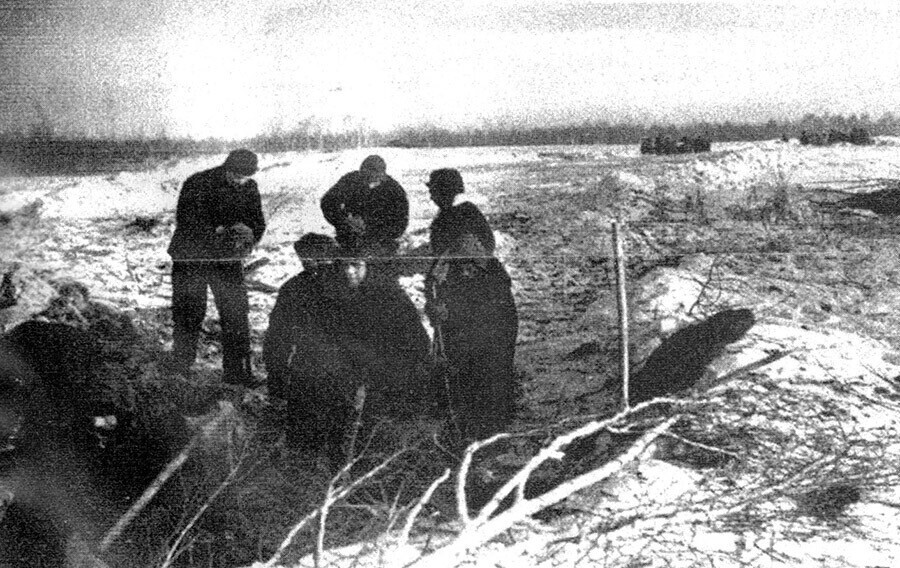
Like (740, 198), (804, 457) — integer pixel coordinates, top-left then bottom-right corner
(170, 261), (208, 368)
(209, 261), (252, 382)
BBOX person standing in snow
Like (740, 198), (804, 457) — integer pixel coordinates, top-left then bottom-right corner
(423, 168), (519, 443)
(164, 149), (266, 387)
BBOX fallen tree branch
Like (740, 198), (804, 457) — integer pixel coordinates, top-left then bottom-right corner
(410, 416), (679, 567)
(258, 449), (406, 568)
(474, 400), (678, 524)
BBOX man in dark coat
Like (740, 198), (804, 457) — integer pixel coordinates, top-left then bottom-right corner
(264, 233), (431, 467)
(165, 149), (266, 386)
(320, 155), (409, 257)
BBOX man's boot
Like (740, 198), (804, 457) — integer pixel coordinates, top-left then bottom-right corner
(163, 324), (199, 376)
(223, 353), (261, 388)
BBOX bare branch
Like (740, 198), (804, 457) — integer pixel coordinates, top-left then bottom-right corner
(159, 453), (245, 568)
(456, 433), (508, 524)
(260, 449), (406, 568)
(659, 432), (740, 460)
(411, 416), (679, 567)
(476, 399), (683, 523)
(99, 401), (235, 554)
(399, 468), (451, 545)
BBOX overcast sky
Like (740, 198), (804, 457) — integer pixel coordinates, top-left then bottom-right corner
(2, 0), (899, 140)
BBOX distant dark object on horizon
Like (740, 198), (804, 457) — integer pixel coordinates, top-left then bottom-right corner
(799, 127), (872, 147)
(640, 135), (711, 156)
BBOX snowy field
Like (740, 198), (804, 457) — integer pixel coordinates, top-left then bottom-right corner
(4, 138), (900, 567)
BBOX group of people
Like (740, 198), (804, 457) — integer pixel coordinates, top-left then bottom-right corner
(163, 149), (519, 455)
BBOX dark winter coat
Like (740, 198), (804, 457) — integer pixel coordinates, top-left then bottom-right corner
(429, 201), (495, 257)
(263, 268), (432, 462)
(265, 272), (430, 406)
(320, 171), (409, 250)
(167, 165), (266, 261)
(424, 203), (518, 441)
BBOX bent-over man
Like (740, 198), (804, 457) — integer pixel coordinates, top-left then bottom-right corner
(320, 155), (409, 258)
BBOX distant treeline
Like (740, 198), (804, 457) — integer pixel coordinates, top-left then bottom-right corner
(376, 112), (900, 149)
(2, 111), (898, 175)
(0, 136), (209, 176)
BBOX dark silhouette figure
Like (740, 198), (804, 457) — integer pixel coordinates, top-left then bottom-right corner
(0, 321), (190, 568)
(424, 168), (519, 443)
(264, 233), (431, 467)
(165, 148), (266, 386)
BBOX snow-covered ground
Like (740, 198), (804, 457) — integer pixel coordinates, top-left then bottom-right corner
(4, 138), (900, 567)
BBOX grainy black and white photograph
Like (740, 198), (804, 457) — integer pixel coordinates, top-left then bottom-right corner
(2, 1), (900, 566)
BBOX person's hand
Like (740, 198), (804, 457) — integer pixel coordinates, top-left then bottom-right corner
(223, 223), (254, 257)
(345, 213), (366, 234)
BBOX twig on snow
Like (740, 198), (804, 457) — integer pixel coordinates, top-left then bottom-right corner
(410, 416), (679, 568)
(259, 449), (406, 568)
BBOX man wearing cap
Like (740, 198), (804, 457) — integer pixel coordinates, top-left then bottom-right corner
(320, 155), (409, 258)
(164, 149), (266, 386)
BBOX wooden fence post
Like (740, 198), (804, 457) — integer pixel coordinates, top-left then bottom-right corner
(612, 222), (629, 409)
